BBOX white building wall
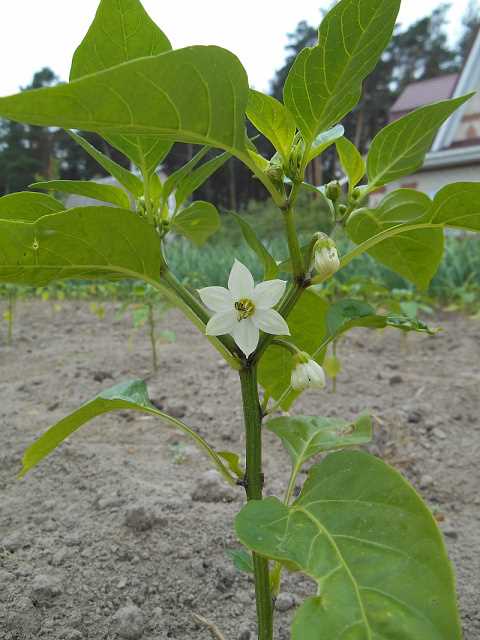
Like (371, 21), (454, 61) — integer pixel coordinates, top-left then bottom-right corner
(369, 164), (480, 207)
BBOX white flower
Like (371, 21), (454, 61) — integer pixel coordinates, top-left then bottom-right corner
(313, 234), (340, 281)
(291, 352), (326, 391)
(198, 260), (290, 357)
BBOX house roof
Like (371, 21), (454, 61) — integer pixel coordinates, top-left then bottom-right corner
(390, 74), (459, 116)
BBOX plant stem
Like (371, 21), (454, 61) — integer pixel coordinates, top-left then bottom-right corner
(147, 303), (158, 372)
(282, 204), (304, 281)
(240, 365), (274, 640)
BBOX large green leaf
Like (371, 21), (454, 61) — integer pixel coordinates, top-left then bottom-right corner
(70, 0), (171, 79)
(69, 132), (144, 197)
(336, 137), (366, 191)
(0, 46), (249, 155)
(30, 180), (131, 209)
(367, 95), (472, 188)
(0, 192), (64, 221)
(231, 213), (278, 280)
(284, 0), (400, 143)
(175, 152), (230, 210)
(20, 379), (234, 484)
(236, 450), (462, 640)
(267, 414), (372, 470)
(327, 299), (438, 337)
(0, 207), (161, 286)
(258, 290), (329, 409)
(346, 189), (444, 289)
(171, 201), (220, 246)
(429, 182), (480, 231)
(246, 90), (296, 161)
(70, 0), (173, 174)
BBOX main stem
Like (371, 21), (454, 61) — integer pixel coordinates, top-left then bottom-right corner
(240, 365), (274, 640)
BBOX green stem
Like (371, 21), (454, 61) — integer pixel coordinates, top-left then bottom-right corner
(282, 193), (304, 281)
(240, 366), (274, 640)
(147, 303), (158, 372)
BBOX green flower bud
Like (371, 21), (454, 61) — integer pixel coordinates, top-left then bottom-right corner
(325, 181), (342, 202)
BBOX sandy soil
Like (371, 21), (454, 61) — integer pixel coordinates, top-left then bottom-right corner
(0, 300), (479, 640)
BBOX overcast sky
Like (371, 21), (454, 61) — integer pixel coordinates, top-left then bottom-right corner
(0, 0), (471, 96)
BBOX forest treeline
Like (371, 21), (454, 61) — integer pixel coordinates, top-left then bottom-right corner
(1, 2), (479, 207)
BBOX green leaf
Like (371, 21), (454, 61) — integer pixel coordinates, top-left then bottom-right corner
(218, 451), (244, 479)
(429, 182), (480, 231)
(0, 46), (249, 155)
(171, 201), (220, 246)
(367, 95), (472, 188)
(326, 299), (375, 336)
(0, 192), (64, 221)
(335, 137), (366, 190)
(327, 299), (438, 337)
(69, 132), (144, 197)
(226, 549), (254, 575)
(70, 0), (173, 175)
(246, 90), (296, 161)
(236, 450), (462, 640)
(258, 290), (329, 410)
(175, 152), (230, 209)
(103, 133), (172, 177)
(284, 0), (400, 143)
(307, 125), (344, 163)
(0, 207), (161, 286)
(70, 0), (171, 79)
(162, 146), (210, 203)
(21, 379), (235, 484)
(30, 180), (131, 209)
(346, 189), (444, 289)
(267, 414), (372, 470)
(231, 213), (278, 280)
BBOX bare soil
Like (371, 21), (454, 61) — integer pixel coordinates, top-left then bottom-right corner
(0, 300), (479, 640)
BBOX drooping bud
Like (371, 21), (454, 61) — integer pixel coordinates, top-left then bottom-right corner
(291, 351), (326, 391)
(313, 234), (340, 281)
(325, 181), (342, 202)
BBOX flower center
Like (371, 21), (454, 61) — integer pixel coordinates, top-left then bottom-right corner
(235, 298), (255, 321)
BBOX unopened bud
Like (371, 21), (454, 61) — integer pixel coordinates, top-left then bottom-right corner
(291, 352), (326, 391)
(265, 159), (284, 183)
(313, 234), (340, 281)
(286, 139), (306, 182)
(325, 181), (342, 202)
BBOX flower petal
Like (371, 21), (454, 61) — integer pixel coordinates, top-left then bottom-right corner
(252, 308), (290, 336)
(205, 311), (236, 336)
(198, 286), (233, 312)
(252, 279), (287, 309)
(232, 318), (259, 357)
(228, 260), (255, 300)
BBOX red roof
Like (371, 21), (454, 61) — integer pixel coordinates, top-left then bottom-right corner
(390, 74), (459, 118)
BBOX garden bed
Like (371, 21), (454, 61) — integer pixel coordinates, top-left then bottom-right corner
(0, 300), (478, 639)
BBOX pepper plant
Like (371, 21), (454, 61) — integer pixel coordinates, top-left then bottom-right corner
(0, 1), (479, 638)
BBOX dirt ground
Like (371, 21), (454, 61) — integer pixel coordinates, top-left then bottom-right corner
(0, 299), (479, 640)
